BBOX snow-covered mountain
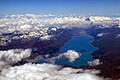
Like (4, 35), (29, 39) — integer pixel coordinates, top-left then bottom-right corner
(0, 14), (119, 46)
(0, 14), (119, 36)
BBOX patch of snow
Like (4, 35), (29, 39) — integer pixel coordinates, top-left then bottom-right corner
(97, 33), (109, 37)
(40, 35), (53, 40)
(116, 34), (120, 38)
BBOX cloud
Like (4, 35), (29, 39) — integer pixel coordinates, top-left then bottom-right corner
(29, 50), (81, 64)
(58, 50), (81, 62)
(0, 49), (32, 71)
(0, 14), (86, 35)
(0, 14), (119, 45)
(0, 49), (112, 79)
(0, 14), (119, 80)
(21, 50), (80, 64)
(0, 14), (119, 35)
(0, 63), (103, 80)
(88, 59), (102, 66)
(89, 16), (113, 21)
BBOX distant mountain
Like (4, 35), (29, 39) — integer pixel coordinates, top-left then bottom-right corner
(85, 18), (91, 21)
(0, 14), (120, 46)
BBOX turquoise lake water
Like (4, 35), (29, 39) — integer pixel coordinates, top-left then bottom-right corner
(55, 35), (98, 66)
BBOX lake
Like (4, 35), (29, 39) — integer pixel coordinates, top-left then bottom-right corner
(55, 34), (98, 67)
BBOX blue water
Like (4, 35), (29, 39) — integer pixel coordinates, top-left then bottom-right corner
(55, 35), (98, 66)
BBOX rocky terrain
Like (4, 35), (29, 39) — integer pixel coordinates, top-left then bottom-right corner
(86, 25), (120, 79)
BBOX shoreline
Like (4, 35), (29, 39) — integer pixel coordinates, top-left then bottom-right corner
(85, 26), (120, 79)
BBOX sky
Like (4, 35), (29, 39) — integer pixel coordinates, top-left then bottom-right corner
(0, 0), (120, 17)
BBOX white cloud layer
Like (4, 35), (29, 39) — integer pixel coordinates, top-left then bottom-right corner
(58, 50), (81, 62)
(0, 14), (120, 45)
(0, 49), (32, 71)
(0, 49), (104, 80)
(0, 14), (119, 35)
(0, 63), (103, 80)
